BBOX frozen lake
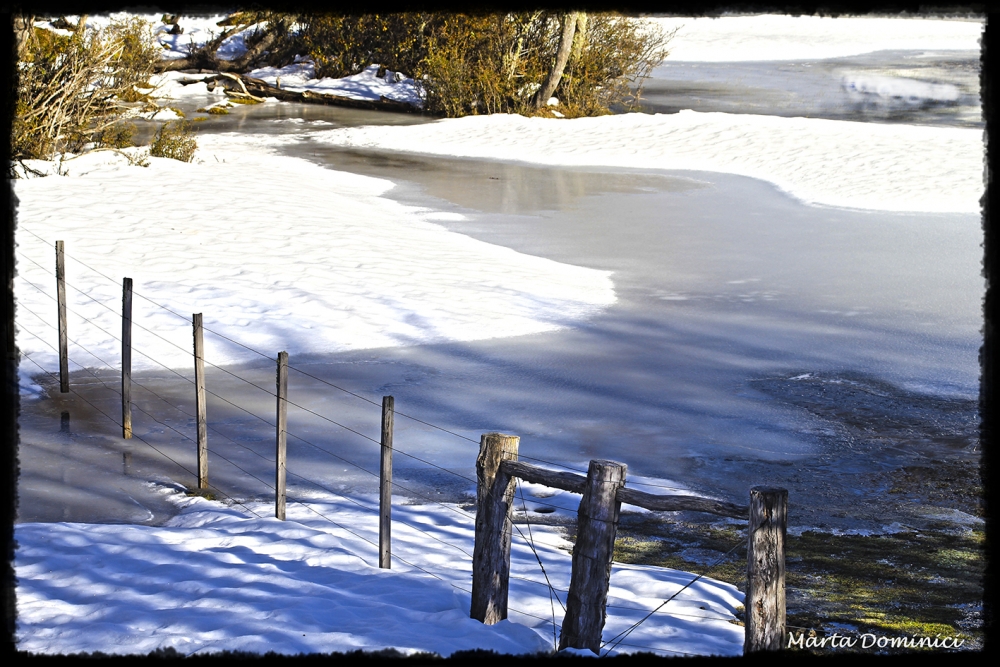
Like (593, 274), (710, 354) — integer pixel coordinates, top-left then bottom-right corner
(15, 49), (982, 533)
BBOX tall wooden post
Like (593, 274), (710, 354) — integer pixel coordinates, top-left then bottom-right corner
(471, 432), (520, 624)
(121, 278), (132, 439)
(55, 241), (68, 393)
(559, 459), (627, 654)
(745, 487), (787, 653)
(275, 351), (288, 520)
(379, 395), (394, 568)
(193, 313), (208, 489)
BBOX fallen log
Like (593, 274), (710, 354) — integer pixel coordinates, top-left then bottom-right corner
(193, 72), (425, 114)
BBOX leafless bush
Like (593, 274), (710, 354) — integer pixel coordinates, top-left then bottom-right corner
(13, 15), (160, 162)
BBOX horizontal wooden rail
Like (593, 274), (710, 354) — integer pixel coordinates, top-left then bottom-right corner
(617, 487), (748, 519)
(499, 459), (747, 518)
(500, 460), (587, 494)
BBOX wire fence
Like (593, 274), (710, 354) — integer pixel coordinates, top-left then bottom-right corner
(14, 229), (755, 655)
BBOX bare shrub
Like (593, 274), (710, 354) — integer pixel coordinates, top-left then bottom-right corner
(296, 11), (671, 117)
(13, 15), (161, 161)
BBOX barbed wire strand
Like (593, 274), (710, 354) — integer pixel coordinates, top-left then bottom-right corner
(18, 314), (481, 564)
(17, 350), (264, 519)
(517, 479), (560, 652)
(600, 536), (747, 657)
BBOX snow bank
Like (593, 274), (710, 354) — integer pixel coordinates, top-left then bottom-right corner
(306, 110), (982, 213)
(13, 136), (615, 377)
(15, 486), (744, 656)
(647, 14), (983, 61)
(249, 62), (423, 107)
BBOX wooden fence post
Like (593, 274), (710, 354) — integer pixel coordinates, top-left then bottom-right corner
(559, 459), (627, 654)
(471, 432), (520, 624)
(745, 486), (787, 653)
(55, 241), (68, 393)
(193, 313), (207, 489)
(275, 351), (288, 520)
(379, 395), (394, 568)
(121, 277), (132, 439)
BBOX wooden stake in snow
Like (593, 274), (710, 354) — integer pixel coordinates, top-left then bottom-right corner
(471, 432), (520, 624)
(55, 241), (68, 393)
(275, 351), (288, 520)
(559, 459), (627, 653)
(193, 313), (208, 489)
(745, 486), (787, 653)
(379, 395), (394, 568)
(121, 278), (132, 439)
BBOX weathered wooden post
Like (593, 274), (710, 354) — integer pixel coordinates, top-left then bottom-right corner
(745, 486), (787, 653)
(471, 432), (520, 624)
(121, 277), (133, 439)
(275, 351), (288, 520)
(379, 395), (394, 568)
(55, 241), (69, 393)
(193, 313), (208, 489)
(559, 459), (627, 654)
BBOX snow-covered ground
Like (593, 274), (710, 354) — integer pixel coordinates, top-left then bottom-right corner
(13, 485), (745, 657)
(13, 12), (984, 658)
(647, 14), (983, 61)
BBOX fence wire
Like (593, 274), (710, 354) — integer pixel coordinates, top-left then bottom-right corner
(15, 232), (757, 657)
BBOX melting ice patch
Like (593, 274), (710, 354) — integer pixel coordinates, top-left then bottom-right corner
(842, 73), (961, 106)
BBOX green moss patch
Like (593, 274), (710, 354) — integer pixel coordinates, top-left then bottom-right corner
(607, 514), (983, 654)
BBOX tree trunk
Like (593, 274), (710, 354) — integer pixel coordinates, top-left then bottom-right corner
(570, 13), (587, 64)
(532, 12), (578, 108)
(14, 14), (34, 59)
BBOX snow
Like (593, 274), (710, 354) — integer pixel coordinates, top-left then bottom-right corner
(248, 62), (423, 107)
(14, 484), (744, 657)
(12, 136), (615, 377)
(646, 14), (983, 61)
(304, 110), (982, 213)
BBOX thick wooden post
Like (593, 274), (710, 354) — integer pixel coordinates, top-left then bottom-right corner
(193, 313), (208, 489)
(379, 395), (394, 568)
(55, 241), (68, 393)
(121, 278), (132, 439)
(275, 351), (288, 520)
(559, 459), (627, 653)
(745, 487), (787, 653)
(471, 432), (520, 624)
